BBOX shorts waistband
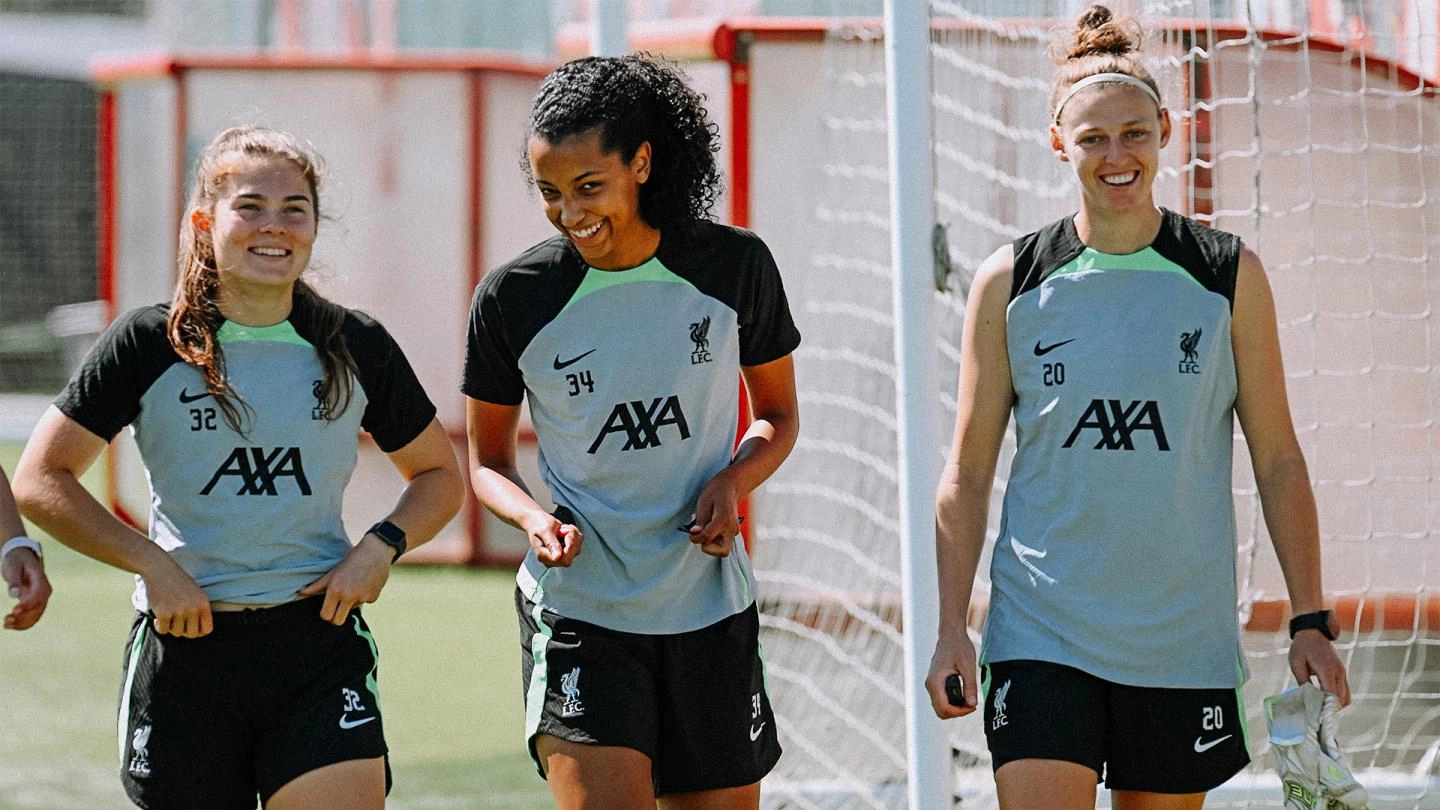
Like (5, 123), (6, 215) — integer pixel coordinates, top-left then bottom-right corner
(208, 595), (327, 626)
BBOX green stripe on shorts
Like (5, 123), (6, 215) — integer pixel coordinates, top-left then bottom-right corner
(117, 620), (148, 766)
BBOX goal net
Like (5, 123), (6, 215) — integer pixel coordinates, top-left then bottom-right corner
(750, 2), (1440, 807)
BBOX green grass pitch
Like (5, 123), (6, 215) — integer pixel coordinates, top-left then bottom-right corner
(0, 444), (550, 809)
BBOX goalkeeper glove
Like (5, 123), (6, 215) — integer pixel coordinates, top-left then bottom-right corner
(1264, 683), (1369, 810)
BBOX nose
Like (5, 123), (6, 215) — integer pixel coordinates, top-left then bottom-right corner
(257, 211), (288, 233)
(556, 196), (583, 228)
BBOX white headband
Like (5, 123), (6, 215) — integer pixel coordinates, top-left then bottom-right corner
(1053, 72), (1161, 124)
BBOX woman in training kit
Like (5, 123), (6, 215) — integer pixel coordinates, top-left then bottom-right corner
(925, 7), (1349, 809)
(464, 54), (800, 809)
(14, 126), (462, 810)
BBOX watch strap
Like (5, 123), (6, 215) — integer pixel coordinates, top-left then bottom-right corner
(1288, 609), (1337, 640)
(366, 520), (407, 562)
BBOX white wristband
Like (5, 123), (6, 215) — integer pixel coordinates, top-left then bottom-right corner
(1, 536), (42, 560)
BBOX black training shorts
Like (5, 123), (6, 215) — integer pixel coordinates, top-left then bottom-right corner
(983, 659), (1249, 794)
(517, 588), (782, 795)
(118, 597), (390, 809)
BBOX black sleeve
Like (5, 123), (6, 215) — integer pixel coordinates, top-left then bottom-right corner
(54, 305), (177, 441)
(345, 313), (438, 453)
(734, 229), (801, 367)
(460, 271), (526, 406)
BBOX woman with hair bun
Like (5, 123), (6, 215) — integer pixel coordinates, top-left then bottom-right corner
(463, 54), (800, 808)
(15, 126), (463, 809)
(926, 6), (1349, 807)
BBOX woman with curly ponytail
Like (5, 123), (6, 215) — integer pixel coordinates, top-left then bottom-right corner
(16, 126), (462, 810)
(465, 54), (800, 808)
(927, 6), (1349, 808)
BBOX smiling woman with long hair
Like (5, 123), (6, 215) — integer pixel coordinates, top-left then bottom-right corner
(14, 126), (462, 810)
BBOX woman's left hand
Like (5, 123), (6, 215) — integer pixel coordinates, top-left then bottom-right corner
(298, 535), (394, 625)
(682, 474), (743, 558)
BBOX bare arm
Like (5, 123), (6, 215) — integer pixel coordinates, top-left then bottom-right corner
(301, 417), (465, 623)
(1232, 248), (1349, 704)
(14, 406), (213, 637)
(466, 397), (582, 567)
(685, 354), (800, 557)
(926, 246), (1016, 719)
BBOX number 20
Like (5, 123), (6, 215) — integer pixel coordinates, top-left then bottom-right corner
(1043, 362), (1065, 386)
(1203, 706), (1224, 730)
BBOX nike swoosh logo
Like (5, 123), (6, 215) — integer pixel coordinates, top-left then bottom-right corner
(1033, 338), (1076, 356)
(749, 723), (766, 741)
(178, 388), (211, 404)
(1194, 734), (1232, 753)
(339, 714), (377, 730)
(553, 349), (596, 370)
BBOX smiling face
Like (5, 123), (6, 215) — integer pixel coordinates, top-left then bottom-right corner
(1050, 82), (1171, 219)
(201, 154), (317, 302)
(528, 128), (659, 270)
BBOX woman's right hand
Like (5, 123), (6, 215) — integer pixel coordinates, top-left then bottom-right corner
(925, 629), (979, 719)
(525, 510), (583, 568)
(140, 555), (213, 637)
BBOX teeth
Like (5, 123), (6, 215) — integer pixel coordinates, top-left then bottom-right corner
(251, 247), (288, 256)
(570, 222), (601, 238)
(1103, 172), (1137, 185)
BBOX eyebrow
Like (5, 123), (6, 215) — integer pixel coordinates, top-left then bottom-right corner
(234, 193), (313, 203)
(536, 169), (602, 187)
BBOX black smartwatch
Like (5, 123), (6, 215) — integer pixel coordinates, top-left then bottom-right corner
(367, 520), (407, 562)
(1288, 609), (1339, 640)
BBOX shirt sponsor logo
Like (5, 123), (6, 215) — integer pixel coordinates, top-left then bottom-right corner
(1062, 399), (1170, 451)
(586, 396), (691, 454)
(201, 447), (312, 495)
(178, 388), (211, 404)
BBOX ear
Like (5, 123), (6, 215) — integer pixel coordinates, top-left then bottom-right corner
(190, 210), (211, 232)
(1048, 125), (1068, 162)
(631, 141), (652, 183)
(1158, 108), (1173, 148)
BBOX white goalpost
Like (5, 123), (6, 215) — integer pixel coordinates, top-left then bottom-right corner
(732, 2), (1440, 808)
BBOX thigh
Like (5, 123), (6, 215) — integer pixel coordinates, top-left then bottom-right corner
(995, 759), (1098, 810)
(265, 757), (387, 810)
(252, 610), (390, 803)
(517, 589), (661, 778)
(1104, 682), (1249, 793)
(982, 660), (1107, 779)
(654, 604), (780, 797)
(118, 613), (259, 810)
(535, 736), (655, 810)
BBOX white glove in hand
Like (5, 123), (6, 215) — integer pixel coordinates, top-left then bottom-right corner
(1264, 683), (1369, 810)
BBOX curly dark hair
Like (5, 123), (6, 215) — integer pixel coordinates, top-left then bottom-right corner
(522, 53), (722, 233)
